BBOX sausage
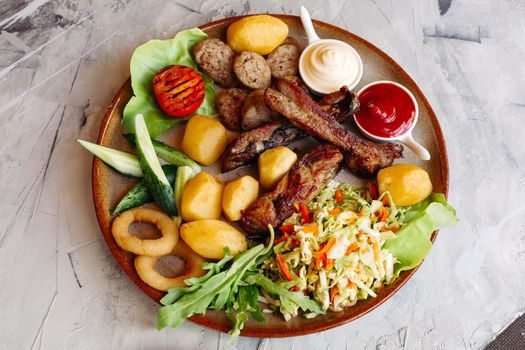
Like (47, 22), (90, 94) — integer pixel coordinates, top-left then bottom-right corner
(215, 88), (248, 130)
(193, 39), (237, 87)
(266, 44), (300, 78)
(233, 51), (271, 89)
(241, 89), (278, 130)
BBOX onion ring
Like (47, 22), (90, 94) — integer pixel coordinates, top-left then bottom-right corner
(135, 240), (206, 291)
(112, 207), (179, 256)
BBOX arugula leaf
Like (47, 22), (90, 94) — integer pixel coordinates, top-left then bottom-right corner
(384, 194), (458, 277)
(226, 285), (264, 338)
(122, 28), (217, 138)
(245, 284), (265, 322)
(245, 274), (324, 315)
(157, 227), (278, 337)
(156, 244), (265, 330)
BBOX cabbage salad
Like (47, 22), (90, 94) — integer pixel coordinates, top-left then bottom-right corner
(261, 180), (441, 318)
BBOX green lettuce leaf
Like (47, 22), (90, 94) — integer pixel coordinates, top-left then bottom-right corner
(384, 194), (458, 277)
(122, 28), (216, 138)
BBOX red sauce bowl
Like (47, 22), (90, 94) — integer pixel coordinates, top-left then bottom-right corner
(354, 81), (430, 160)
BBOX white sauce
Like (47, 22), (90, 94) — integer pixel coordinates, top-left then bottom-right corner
(299, 40), (362, 94)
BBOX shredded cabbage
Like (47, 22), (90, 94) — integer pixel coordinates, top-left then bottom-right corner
(262, 181), (457, 315)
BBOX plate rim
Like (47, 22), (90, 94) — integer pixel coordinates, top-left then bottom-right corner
(92, 14), (449, 338)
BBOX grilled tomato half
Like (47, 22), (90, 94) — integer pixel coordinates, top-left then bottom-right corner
(153, 65), (205, 118)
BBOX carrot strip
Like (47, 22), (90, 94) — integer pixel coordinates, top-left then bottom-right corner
(372, 241), (380, 261)
(381, 196), (389, 206)
(379, 207), (389, 222)
(345, 242), (359, 255)
(314, 257), (323, 269)
(330, 285), (339, 302)
(328, 208), (342, 215)
(313, 237), (336, 260)
(320, 237), (336, 254)
(301, 224), (318, 235)
(276, 253), (295, 281)
(325, 259), (334, 271)
(335, 190), (343, 203)
(357, 207), (366, 217)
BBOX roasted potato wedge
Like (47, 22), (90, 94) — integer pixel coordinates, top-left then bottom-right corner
(222, 176), (259, 221)
(182, 115), (227, 166)
(258, 146), (298, 190)
(181, 172), (224, 222)
(377, 164), (433, 206)
(227, 15), (289, 55)
(180, 219), (248, 259)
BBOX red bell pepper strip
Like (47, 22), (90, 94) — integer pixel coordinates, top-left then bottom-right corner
(300, 203), (311, 223)
(335, 189), (343, 203)
(367, 182), (378, 199)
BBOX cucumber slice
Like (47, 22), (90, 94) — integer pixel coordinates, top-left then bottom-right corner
(173, 166), (196, 214)
(135, 114), (177, 216)
(124, 134), (201, 174)
(150, 139), (201, 174)
(112, 181), (150, 215)
(77, 139), (142, 177)
(112, 165), (178, 215)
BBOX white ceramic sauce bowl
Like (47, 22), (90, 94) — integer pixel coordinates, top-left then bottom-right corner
(298, 6), (363, 95)
(354, 80), (431, 160)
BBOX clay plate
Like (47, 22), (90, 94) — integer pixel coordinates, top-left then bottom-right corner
(92, 15), (449, 338)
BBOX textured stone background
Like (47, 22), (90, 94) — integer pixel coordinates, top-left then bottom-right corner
(1, 0), (524, 349)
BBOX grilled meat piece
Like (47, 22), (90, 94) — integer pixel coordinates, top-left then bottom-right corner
(233, 51), (271, 89)
(221, 83), (357, 172)
(280, 75), (309, 94)
(267, 44), (300, 78)
(221, 122), (305, 173)
(318, 86), (360, 122)
(240, 144), (343, 235)
(193, 39), (237, 87)
(241, 89), (278, 130)
(216, 88), (248, 130)
(265, 78), (403, 177)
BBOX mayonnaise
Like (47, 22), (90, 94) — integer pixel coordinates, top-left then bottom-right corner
(299, 39), (363, 94)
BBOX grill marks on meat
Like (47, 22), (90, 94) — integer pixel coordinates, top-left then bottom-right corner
(221, 122), (305, 172)
(240, 144), (343, 235)
(266, 78), (403, 177)
(220, 82), (358, 172)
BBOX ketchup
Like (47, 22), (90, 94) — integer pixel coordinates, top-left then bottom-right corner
(354, 83), (416, 138)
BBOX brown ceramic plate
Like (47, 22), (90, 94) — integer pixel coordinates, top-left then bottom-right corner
(92, 14), (448, 337)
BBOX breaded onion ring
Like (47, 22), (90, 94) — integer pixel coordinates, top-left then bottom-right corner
(112, 207), (179, 256)
(135, 240), (206, 291)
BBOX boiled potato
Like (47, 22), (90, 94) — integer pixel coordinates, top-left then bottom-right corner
(258, 146), (297, 190)
(181, 172), (224, 222)
(377, 164), (433, 206)
(180, 219), (248, 259)
(222, 176), (259, 221)
(182, 115), (227, 166)
(227, 15), (288, 55)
